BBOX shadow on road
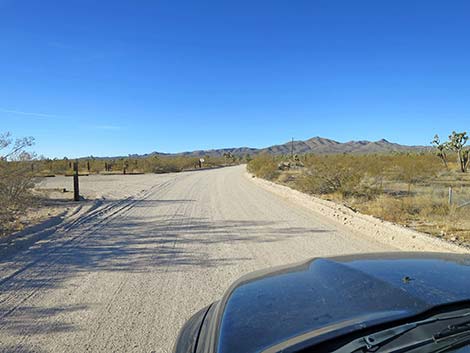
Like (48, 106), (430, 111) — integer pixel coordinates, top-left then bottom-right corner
(0, 197), (332, 346)
(1, 304), (87, 336)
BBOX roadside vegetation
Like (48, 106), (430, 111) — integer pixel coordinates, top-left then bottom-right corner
(0, 132), (36, 236)
(31, 152), (242, 176)
(248, 132), (470, 247)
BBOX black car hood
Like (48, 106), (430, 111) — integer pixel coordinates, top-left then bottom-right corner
(214, 252), (470, 353)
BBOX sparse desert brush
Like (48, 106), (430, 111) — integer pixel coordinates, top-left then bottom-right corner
(358, 195), (408, 223)
(33, 154), (234, 175)
(419, 198), (450, 218)
(250, 153), (447, 198)
(386, 155), (441, 193)
(247, 154), (280, 180)
(0, 132), (36, 235)
(356, 195), (441, 224)
(296, 155), (385, 197)
(248, 151), (470, 245)
(276, 171), (299, 184)
(298, 153), (445, 196)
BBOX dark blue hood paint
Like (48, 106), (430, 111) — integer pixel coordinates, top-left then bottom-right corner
(216, 253), (470, 353)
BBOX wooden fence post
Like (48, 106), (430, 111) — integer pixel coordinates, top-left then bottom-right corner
(448, 186), (453, 206)
(73, 162), (80, 201)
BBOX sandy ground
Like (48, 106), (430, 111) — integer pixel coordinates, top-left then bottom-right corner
(0, 165), (466, 353)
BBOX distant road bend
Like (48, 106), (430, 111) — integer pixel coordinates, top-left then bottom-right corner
(0, 165), (397, 353)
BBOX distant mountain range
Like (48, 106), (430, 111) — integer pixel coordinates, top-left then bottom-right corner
(130, 137), (430, 158)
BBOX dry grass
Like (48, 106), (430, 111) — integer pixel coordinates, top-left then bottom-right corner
(248, 154), (470, 246)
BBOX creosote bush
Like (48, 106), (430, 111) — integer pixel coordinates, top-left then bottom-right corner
(247, 154), (280, 180)
(0, 132), (35, 235)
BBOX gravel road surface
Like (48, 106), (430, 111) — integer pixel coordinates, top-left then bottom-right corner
(0, 165), (423, 352)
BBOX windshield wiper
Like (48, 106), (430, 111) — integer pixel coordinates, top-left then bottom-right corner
(428, 319), (470, 353)
(434, 319), (470, 341)
(384, 323), (470, 353)
(332, 310), (470, 353)
(432, 333), (470, 353)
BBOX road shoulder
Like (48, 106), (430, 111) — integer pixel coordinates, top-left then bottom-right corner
(245, 171), (469, 254)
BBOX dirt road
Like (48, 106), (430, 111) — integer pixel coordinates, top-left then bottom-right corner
(0, 165), (430, 352)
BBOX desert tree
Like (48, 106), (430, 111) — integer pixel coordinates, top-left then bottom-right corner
(463, 149), (470, 172)
(447, 131), (468, 172)
(223, 152), (235, 164)
(431, 134), (449, 168)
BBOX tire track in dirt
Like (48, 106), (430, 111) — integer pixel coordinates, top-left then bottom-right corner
(0, 178), (176, 323)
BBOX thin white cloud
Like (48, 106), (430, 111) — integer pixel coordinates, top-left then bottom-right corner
(0, 107), (64, 119)
(1, 107), (122, 130)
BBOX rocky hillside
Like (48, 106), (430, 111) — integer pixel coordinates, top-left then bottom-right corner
(138, 137), (428, 158)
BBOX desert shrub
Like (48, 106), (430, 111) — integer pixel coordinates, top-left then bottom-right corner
(0, 162), (35, 214)
(0, 133), (35, 235)
(298, 168), (361, 196)
(297, 153), (446, 197)
(247, 155), (280, 180)
(277, 172), (299, 184)
(387, 154), (442, 193)
(296, 155), (376, 197)
(34, 154), (232, 175)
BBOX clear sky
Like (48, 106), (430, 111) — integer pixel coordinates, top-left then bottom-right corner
(1, 0), (469, 158)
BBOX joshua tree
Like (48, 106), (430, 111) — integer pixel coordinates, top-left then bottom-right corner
(448, 131), (468, 172)
(431, 134), (449, 168)
(463, 149), (470, 172)
(223, 152), (235, 164)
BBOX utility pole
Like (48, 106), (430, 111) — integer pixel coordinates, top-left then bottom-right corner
(73, 161), (80, 201)
(291, 137), (294, 159)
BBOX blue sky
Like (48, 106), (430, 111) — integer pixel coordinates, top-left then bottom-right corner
(1, 0), (470, 158)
